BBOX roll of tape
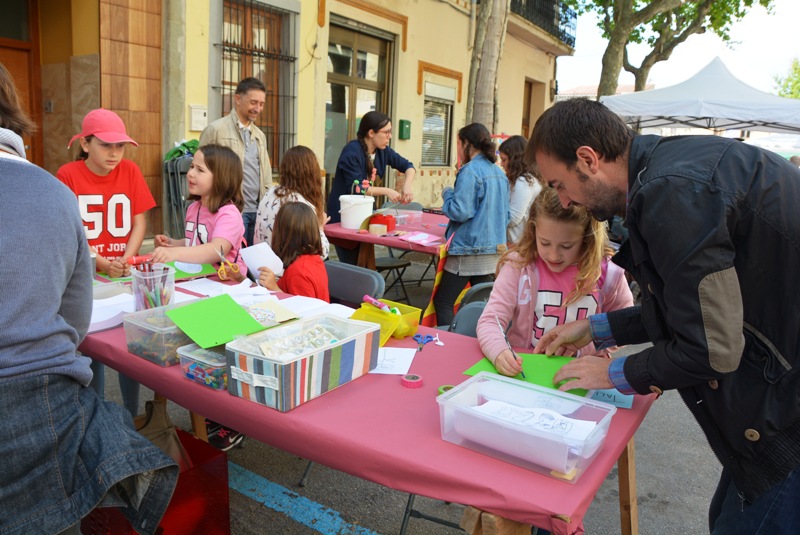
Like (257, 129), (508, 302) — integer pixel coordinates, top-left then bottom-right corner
(438, 384), (455, 395)
(368, 223), (388, 236)
(401, 374), (423, 388)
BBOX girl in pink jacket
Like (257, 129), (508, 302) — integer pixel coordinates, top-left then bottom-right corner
(477, 187), (633, 376)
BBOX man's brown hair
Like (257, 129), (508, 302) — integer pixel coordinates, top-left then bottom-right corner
(526, 98), (634, 169)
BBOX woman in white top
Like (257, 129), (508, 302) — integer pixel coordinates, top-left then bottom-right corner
(254, 145), (330, 258)
(499, 135), (543, 244)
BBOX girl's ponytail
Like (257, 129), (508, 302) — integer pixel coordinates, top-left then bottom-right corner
(358, 137), (374, 177)
(356, 111), (391, 178)
(458, 123), (496, 164)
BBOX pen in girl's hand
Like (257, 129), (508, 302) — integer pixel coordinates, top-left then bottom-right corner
(495, 314), (526, 378)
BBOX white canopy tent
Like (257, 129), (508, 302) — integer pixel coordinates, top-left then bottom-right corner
(599, 57), (800, 134)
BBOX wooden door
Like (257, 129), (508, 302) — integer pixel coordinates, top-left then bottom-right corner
(0, 0), (42, 165)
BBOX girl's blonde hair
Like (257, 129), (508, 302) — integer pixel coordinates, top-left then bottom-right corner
(499, 187), (614, 305)
(188, 144), (244, 213)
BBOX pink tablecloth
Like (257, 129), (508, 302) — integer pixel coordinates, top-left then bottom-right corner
(80, 326), (654, 534)
(324, 212), (449, 256)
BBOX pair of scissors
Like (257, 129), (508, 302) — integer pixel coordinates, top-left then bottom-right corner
(413, 333), (434, 352)
(216, 246), (240, 280)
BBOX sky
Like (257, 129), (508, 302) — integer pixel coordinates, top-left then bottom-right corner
(557, 0), (800, 94)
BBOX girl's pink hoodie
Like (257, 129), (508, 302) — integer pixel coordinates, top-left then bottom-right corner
(476, 252), (634, 363)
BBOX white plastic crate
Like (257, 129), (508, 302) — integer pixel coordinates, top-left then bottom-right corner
(437, 372), (616, 483)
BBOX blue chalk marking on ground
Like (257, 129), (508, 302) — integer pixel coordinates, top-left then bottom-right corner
(228, 462), (383, 535)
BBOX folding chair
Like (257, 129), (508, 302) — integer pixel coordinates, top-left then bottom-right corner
(375, 255), (411, 303)
(298, 260), (385, 487)
(377, 202), (435, 292)
(447, 302), (486, 338)
(400, 301), (489, 533)
(459, 281), (494, 306)
(323, 260), (385, 307)
(162, 154), (192, 238)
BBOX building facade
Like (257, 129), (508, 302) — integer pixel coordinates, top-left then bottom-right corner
(4, 0), (574, 234)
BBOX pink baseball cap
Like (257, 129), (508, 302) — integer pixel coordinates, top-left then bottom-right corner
(67, 108), (138, 148)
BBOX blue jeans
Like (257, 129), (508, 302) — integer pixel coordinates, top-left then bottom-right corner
(0, 374), (178, 535)
(709, 467), (800, 534)
(90, 360), (141, 417)
(243, 211), (256, 248)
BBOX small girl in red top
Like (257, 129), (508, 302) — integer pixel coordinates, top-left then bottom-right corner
(258, 202), (330, 302)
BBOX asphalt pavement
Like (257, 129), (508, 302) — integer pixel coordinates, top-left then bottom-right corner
(102, 246), (721, 534)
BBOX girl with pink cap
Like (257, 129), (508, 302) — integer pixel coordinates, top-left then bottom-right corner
(57, 108), (155, 418)
(57, 108), (155, 279)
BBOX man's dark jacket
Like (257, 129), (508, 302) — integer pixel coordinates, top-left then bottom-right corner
(611, 134), (800, 500)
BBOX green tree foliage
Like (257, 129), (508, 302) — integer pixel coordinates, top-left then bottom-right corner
(774, 58), (800, 99)
(565, 0), (774, 97)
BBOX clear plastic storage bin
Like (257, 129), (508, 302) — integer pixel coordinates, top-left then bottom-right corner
(122, 301), (196, 366)
(178, 343), (227, 390)
(437, 372), (616, 483)
(392, 209), (423, 226)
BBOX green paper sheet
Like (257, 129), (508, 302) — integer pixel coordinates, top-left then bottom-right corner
(98, 261), (215, 282)
(167, 261), (217, 280)
(98, 273), (133, 283)
(464, 353), (588, 397)
(165, 294), (265, 348)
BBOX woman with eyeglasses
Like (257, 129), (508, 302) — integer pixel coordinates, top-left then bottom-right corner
(326, 111), (416, 264)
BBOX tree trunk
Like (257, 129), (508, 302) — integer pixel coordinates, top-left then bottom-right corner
(597, 34), (628, 97)
(596, 0), (685, 98)
(466, 0), (493, 125)
(468, 0), (510, 130)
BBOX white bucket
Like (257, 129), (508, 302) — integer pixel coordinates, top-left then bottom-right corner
(339, 195), (375, 229)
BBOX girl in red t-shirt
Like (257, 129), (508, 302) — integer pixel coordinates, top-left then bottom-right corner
(57, 108), (156, 279)
(257, 202), (330, 302)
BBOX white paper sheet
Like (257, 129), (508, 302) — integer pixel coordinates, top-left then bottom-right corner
(278, 295), (355, 319)
(176, 278), (229, 296)
(472, 400), (596, 442)
(176, 278), (272, 298)
(89, 293), (135, 333)
(173, 291), (198, 303)
(240, 242), (284, 277)
(370, 347), (416, 375)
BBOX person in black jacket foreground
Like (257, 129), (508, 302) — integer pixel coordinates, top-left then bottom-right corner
(531, 98), (800, 534)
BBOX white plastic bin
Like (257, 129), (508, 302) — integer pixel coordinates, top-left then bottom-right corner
(437, 372), (616, 483)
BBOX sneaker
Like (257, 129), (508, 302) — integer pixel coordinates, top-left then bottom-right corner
(205, 418), (222, 436)
(208, 425), (245, 451)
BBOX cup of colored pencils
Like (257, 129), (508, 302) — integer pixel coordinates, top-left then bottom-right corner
(131, 263), (175, 311)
